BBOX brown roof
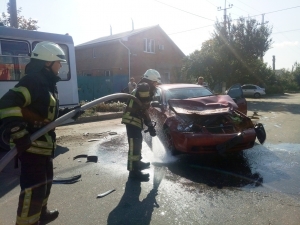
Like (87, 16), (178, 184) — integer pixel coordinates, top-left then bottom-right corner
(75, 25), (158, 48)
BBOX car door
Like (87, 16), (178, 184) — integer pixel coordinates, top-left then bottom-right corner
(149, 88), (167, 130)
(226, 84), (248, 115)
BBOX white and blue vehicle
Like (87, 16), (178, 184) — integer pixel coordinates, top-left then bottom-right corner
(0, 26), (79, 107)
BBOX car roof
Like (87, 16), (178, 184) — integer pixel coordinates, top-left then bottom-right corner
(242, 84), (259, 86)
(157, 83), (205, 90)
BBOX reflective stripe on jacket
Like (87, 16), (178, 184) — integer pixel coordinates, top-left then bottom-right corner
(122, 82), (152, 128)
(0, 69), (60, 156)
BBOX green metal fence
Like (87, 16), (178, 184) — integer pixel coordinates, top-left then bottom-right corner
(77, 75), (129, 102)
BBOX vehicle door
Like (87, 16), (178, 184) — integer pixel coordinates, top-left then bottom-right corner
(149, 88), (167, 130)
(242, 85), (251, 96)
(226, 84), (248, 115)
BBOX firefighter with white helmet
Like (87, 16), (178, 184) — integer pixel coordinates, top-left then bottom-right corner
(0, 41), (82, 225)
(122, 69), (161, 181)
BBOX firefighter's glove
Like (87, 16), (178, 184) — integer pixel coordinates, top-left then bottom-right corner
(147, 125), (157, 137)
(71, 105), (85, 121)
(10, 126), (31, 154)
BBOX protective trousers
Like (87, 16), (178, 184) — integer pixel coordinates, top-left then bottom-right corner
(16, 152), (53, 225)
(126, 124), (142, 171)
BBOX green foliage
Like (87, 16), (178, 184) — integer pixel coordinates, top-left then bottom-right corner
(275, 66), (300, 93)
(79, 101), (126, 117)
(181, 17), (274, 90)
(0, 3), (39, 30)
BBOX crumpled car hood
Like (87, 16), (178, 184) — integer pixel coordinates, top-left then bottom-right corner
(168, 95), (238, 115)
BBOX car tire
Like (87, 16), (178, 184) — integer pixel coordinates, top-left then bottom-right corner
(254, 93), (260, 98)
(163, 127), (180, 155)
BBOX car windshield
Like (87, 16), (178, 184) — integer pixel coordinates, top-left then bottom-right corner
(165, 87), (213, 102)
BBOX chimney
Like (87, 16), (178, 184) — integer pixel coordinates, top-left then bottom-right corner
(131, 18), (134, 31)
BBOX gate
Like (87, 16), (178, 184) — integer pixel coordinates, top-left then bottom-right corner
(77, 75), (129, 102)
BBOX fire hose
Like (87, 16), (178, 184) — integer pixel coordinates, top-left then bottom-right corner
(0, 93), (142, 173)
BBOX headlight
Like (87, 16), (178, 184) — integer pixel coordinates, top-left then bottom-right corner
(177, 123), (194, 132)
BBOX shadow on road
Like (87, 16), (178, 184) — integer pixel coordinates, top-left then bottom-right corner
(107, 179), (159, 225)
(247, 93), (300, 115)
(167, 152), (263, 189)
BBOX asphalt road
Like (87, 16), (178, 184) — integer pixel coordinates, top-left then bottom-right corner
(1, 93), (300, 225)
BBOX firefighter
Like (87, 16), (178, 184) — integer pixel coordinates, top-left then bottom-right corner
(0, 41), (83, 225)
(122, 69), (160, 181)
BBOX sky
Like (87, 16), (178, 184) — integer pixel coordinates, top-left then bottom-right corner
(1, 0), (299, 71)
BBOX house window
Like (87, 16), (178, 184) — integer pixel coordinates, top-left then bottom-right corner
(144, 38), (155, 53)
(105, 70), (110, 76)
(158, 44), (164, 51)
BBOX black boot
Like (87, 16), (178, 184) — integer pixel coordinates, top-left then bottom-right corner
(129, 170), (149, 181)
(40, 206), (59, 222)
(136, 161), (150, 170)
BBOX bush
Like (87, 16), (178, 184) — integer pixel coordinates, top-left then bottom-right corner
(80, 101), (126, 116)
(265, 84), (284, 95)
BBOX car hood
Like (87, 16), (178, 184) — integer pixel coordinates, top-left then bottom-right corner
(168, 95), (238, 115)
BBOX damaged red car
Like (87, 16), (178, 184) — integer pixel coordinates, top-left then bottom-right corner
(148, 83), (266, 155)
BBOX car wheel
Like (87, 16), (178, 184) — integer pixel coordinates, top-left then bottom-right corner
(163, 127), (180, 155)
(254, 93), (261, 98)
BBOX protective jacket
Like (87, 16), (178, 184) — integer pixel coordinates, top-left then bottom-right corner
(0, 68), (61, 156)
(122, 82), (152, 128)
(122, 81), (154, 172)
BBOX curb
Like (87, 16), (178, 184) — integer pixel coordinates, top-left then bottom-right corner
(69, 112), (123, 124)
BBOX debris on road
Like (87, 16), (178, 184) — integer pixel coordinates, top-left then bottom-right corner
(97, 189), (116, 198)
(53, 174), (81, 184)
(73, 154), (98, 163)
(88, 139), (102, 142)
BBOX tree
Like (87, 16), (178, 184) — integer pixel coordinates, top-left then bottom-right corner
(182, 17), (274, 91)
(0, 3), (39, 30)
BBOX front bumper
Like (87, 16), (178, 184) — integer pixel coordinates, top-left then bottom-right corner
(171, 128), (256, 154)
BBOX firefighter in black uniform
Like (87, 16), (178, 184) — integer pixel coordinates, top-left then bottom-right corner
(122, 69), (161, 181)
(0, 41), (82, 225)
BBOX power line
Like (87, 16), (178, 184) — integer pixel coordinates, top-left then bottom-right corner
(249, 6), (300, 18)
(168, 24), (215, 35)
(273, 28), (300, 34)
(153, 0), (215, 22)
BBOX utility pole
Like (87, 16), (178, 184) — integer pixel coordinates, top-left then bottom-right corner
(217, 0), (233, 94)
(258, 14), (269, 61)
(9, 0), (18, 28)
(217, 0), (233, 31)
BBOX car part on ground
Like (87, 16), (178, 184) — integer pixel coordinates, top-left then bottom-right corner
(73, 154), (98, 162)
(97, 189), (116, 198)
(53, 174), (82, 184)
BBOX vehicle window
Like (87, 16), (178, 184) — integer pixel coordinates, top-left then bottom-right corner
(165, 87), (212, 102)
(153, 88), (162, 102)
(0, 40), (30, 81)
(32, 41), (70, 81)
(227, 84), (243, 99)
(249, 86), (256, 89)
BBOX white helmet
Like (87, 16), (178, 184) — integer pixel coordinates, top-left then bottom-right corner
(143, 69), (161, 83)
(31, 41), (66, 62)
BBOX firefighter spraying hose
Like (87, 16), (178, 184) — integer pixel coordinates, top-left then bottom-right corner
(0, 93), (142, 173)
